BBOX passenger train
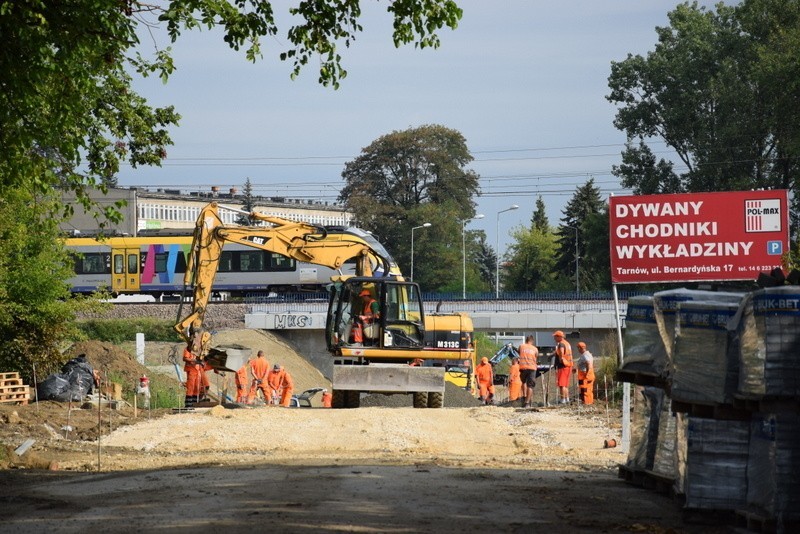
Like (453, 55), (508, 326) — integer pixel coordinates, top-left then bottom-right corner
(65, 227), (394, 299)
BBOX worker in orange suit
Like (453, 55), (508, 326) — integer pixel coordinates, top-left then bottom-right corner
(475, 357), (495, 405)
(518, 335), (539, 408)
(248, 350), (270, 403)
(182, 345), (205, 407)
(234, 358), (252, 404)
(574, 342), (595, 405)
(267, 364), (294, 407)
(321, 388), (332, 408)
(507, 357), (522, 404)
(553, 330), (574, 405)
(199, 363), (212, 401)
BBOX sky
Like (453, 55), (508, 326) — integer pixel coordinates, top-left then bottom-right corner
(121, 1), (713, 253)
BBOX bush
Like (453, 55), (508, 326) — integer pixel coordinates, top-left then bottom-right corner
(77, 319), (179, 344)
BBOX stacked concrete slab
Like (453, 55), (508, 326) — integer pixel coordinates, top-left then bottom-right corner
(683, 417), (750, 510)
(619, 296), (668, 379)
(747, 413), (800, 522)
(735, 286), (800, 399)
(620, 287), (799, 525)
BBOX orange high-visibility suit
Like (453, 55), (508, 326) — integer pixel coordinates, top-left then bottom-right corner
(508, 361), (522, 401)
(475, 357), (495, 404)
(235, 363), (250, 403)
(578, 368), (595, 405)
(248, 354), (270, 402)
(267, 366), (294, 407)
(576, 342), (595, 405)
(182, 347), (205, 407)
(321, 390), (332, 408)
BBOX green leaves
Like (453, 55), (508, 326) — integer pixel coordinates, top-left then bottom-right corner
(607, 0), (800, 204)
(340, 124), (479, 291)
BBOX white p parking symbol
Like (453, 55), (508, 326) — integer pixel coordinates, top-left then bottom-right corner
(768, 241), (783, 255)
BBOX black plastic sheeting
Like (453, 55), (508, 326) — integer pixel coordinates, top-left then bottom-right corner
(36, 355), (95, 402)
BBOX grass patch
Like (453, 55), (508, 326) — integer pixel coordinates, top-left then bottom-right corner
(77, 319), (180, 344)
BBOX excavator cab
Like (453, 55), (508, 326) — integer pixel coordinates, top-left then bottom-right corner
(326, 277), (426, 354)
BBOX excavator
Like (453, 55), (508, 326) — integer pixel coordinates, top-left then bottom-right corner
(174, 202), (475, 408)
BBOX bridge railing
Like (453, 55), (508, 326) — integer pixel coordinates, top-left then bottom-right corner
(246, 291), (638, 314)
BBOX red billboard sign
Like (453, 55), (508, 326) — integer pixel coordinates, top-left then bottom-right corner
(609, 190), (789, 284)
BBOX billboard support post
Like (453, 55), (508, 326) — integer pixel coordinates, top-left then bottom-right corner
(612, 283), (630, 451)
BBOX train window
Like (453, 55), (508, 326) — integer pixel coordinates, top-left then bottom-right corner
(219, 251), (234, 272)
(114, 254), (124, 274)
(74, 253), (109, 274)
(175, 250), (187, 273)
(128, 254), (138, 274)
(268, 253), (295, 272)
(154, 252), (167, 273)
(239, 251), (265, 272)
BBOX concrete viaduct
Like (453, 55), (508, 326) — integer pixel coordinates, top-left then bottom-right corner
(245, 299), (627, 378)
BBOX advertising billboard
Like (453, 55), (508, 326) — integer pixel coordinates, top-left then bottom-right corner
(609, 190), (789, 284)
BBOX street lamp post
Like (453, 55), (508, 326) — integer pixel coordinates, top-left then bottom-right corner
(564, 225), (580, 296)
(462, 214), (485, 299)
(495, 205), (519, 298)
(410, 223), (431, 281)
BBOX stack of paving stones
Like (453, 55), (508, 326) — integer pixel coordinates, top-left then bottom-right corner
(618, 283), (800, 530)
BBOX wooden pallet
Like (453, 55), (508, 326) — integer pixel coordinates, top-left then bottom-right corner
(731, 396), (800, 414)
(671, 399), (750, 420)
(735, 509), (800, 533)
(615, 370), (669, 389)
(0, 372), (22, 387)
(617, 464), (675, 495)
(0, 383), (30, 405)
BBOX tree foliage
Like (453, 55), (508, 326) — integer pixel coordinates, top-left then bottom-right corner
(236, 178), (256, 225)
(0, 1), (464, 371)
(505, 225), (560, 292)
(1, 0), (464, 220)
(607, 0), (800, 212)
(339, 125), (481, 291)
(555, 179), (605, 293)
(531, 195), (549, 232)
(0, 190), (95, 379)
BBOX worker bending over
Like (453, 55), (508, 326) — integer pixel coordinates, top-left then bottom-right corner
(248, 350), (270, 403)
(475, 357), (495, 405)
(235, 358), (252, 404)
(267, 364), (294, 407)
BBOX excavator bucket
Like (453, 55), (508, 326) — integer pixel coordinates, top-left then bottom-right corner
(204, 345), (252, 373)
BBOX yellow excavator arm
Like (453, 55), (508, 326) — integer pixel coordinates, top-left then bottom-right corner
(175, 202), (392, 355)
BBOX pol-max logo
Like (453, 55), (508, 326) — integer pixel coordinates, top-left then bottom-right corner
(745, 198), (781, 233)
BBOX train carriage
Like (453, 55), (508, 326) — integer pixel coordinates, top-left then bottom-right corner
(66, 234), (359, 299)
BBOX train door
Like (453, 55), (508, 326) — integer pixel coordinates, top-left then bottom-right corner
(111, 247), (140, 293)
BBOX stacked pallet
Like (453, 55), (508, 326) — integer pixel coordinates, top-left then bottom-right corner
(618, 287), (800, 531)
(0, 372), (30, 405)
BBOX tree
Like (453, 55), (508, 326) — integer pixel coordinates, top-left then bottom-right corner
(339, 125), (481, 291)
(607, 0), (799, 209)
(554, 179), (604, 293)
(473, 234), (497, 295)
(531, 195), (549, 232)
(236, 178), (257, 226)
(0, 1), (464, 370)
(580, 207), (612, 291)
(505, 225), (560, 292)
(1, 1), (464, 220)
(0, 190), (92, 378)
